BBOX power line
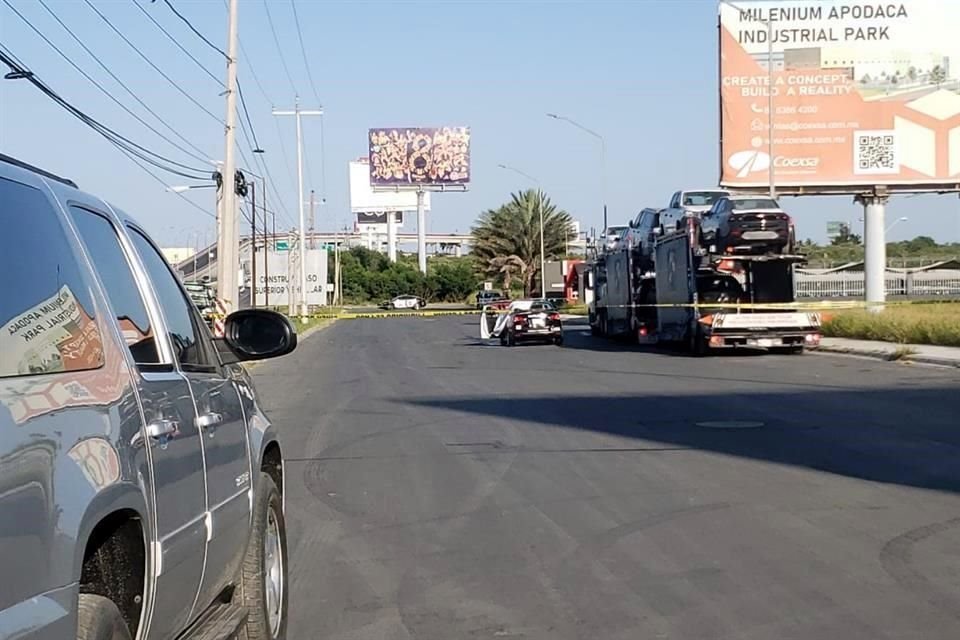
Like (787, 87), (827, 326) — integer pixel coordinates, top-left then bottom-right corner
(289, 0), (323, 106)
(261, 0), (298, 97)
(13, 0), (214, 171)
(271, 116), (299, 204)
(158, 0), (228, 59)
(236, 118), (296, 229)
(82, 0), (225, 125)
(131, 0), (224, 88)
(0, 46), (209, 180)
(237, 80), (263, 152)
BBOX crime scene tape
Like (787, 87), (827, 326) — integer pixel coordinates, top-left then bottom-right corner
(478, 299), (960, 313)
(304, 309), (482, 321)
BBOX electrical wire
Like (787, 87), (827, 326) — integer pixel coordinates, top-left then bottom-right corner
(236, 121), (296, 230)
(0, 46), (209, 180)
(131, 0), (224, 87)
(11, 0), (214, 171)
(159, 0), (228, 59)
(237, 80), (263, 152)
(289, 0), (323, 106)
(261, 0), (298, 98)
(82, 0), (225, 125)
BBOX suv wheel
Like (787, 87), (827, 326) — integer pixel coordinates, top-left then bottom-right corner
(239, 473), (288, 640)
(77, 594), (132, 640)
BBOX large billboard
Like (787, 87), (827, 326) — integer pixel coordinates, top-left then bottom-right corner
(719, 0), (960, 193)
(368, 127), (471, 187)
(348, 160), (429, 212)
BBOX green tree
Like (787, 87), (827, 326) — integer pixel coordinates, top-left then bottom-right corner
(471, 189), (574, 296)
(930, 65), (947, 87)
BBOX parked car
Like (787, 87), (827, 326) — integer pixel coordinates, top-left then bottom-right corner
(184, 281), (217, 327)
(600, 225), (629, 252)
(701, 195), (795, 254)
(476, 290), (509, 309)
(628, 207), (664, 271)
(660, 188), (731, 233)
(0, 153), (295, 640)
(380, 294), (427, 310)
(499, 299), (564, 346)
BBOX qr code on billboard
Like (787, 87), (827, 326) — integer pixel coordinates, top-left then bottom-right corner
(854, 130), (898, 175)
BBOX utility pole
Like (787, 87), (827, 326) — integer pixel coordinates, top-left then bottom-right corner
(263, 179), (270, 308)
(216, 0), (240, 315)
(309, 189), (316, 249)
(273, 99), (323, 320)
(416, 188), (427, 273)
(249, 181), (257, 308)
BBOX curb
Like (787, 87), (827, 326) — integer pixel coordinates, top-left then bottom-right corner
(810, 344), (960, 368)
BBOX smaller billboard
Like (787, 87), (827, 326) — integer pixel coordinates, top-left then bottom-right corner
(369, 127), (471, 186)
(349, 160), (428, 212)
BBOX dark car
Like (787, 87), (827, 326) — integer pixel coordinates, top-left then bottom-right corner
(477, 290), (509, 309)
(628, 207), (663, 272)
(700, 195), (794, 254)
(500, 300), (564, 346)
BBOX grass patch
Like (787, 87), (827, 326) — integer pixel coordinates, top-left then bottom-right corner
(821, 302), (960, 347)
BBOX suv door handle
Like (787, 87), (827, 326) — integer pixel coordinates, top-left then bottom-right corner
(145, 419), (178, 439)
(196, 412), (223, 429)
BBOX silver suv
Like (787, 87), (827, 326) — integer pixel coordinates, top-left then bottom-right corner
(0, 155), (296, 640)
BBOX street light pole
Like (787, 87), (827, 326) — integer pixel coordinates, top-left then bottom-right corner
(497, 163), (546, 297)
(546, 113), (607, 231)
(273, 99), (323, 319)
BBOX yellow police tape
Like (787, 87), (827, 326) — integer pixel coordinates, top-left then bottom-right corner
(300, 298), (958, 321)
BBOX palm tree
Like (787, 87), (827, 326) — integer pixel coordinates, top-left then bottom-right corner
(471, 189), (574, 296)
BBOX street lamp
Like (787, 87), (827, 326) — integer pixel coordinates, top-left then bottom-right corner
(546, 112), (607, 232)
(885, 216), (909, 234)
(498, 164), (547, 298)
(166, 184), (216, 193)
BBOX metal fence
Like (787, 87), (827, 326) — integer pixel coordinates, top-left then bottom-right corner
(795, 270), (960, 298)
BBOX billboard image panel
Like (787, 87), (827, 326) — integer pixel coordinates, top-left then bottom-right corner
(368, 127), (471, 186)
(719, 0), (960, 192)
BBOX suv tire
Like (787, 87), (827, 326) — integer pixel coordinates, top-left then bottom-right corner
(239, 473), (288, 640)
(77, 594), (132, 640)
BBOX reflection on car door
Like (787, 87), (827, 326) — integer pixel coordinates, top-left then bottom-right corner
(67, 205), (206, 640)
(126, 226), (252, 613)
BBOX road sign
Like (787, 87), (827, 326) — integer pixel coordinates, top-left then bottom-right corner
(275, 240), (289, 252)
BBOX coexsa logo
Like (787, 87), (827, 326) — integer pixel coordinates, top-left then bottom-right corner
(728, 150), (819, 177)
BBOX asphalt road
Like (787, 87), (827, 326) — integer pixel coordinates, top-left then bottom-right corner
(252, 316), (960, 640)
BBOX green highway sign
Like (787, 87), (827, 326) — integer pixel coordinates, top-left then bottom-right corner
(275, 240), (289, 251)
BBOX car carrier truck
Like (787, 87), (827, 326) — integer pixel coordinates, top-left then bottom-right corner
(586, 219), (821, 354)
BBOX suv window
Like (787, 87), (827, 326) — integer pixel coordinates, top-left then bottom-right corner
(68, 206), (160, 365)
(0, 178), (104, 378)
(127, 227), (214, 370)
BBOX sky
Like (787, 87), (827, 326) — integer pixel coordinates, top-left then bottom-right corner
(1, 0), (959, 249)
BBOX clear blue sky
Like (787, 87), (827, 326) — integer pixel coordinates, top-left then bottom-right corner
(1, 0), (958, 247)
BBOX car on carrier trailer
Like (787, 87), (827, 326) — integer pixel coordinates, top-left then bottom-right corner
(586, 212), (820, 354)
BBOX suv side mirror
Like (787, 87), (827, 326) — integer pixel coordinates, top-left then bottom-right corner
(221, 309), (297, 362)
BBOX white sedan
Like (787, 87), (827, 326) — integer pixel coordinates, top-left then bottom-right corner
(381, 295), (427, 310)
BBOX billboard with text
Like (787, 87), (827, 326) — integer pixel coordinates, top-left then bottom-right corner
(719, 0), (960, 193)
(369, 127), (470, 186)
(349, 160), (429, 212)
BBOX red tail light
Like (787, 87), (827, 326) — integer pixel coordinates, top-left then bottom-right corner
(549, 313), (560, 321)
(718, 259), (736, 272)
(515, 315), (528, 324)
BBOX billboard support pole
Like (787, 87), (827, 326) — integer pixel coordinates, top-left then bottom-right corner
(387, 210), (397, 262)
(417, 188), (427, 273)
(857, 191), (888, 312)
(766, 16), (775, 199)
